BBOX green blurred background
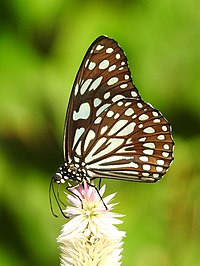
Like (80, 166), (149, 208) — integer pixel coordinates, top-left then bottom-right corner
(0, 0), (200, 265)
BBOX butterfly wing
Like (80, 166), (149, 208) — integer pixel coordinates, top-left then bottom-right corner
(64, 36), (140, 162)
(81, 98), (174, 182)
(63, 36), (174, 182)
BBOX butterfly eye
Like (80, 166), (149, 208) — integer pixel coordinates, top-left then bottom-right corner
(50, 35), (174, 216)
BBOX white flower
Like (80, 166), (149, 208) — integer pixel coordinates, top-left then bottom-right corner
(57, 183), (125, 266)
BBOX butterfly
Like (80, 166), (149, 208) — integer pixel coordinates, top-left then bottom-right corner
(50, 35), (174, 216)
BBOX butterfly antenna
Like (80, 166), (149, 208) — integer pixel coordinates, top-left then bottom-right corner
(49, 179), (58, 218)
(50, 179), (69, 218)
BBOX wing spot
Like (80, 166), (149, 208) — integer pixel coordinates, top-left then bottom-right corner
(137, 102), (143, 108)
(121, 61), (125, 65)
(162, 152), (169, 157)
(130, 162), (139, 168)
(157, 134), (165, 140)
(153, 173), (159, 178)
(85, 59), (89, 68)
(131, 91), (138, 97)
(108, 120), (128, 136)
(104, 91), (110, 99)
(139, 114), (149, 121)
(143, 149), (154, 155)
(119, 67), (124, 70)
(162, 125), (168, 132)
(100, 125), (108, 135)
(152, 111), (159, 117)
(156, 166), (163, 172)
(112, 95), (125, 102)
(80, 79), (93, 95)
(138, 137), (146, 142)
(108, 65), (116, 72)
(153, 118), (161, 123)
(120, 83), (128, 89)
(143, 142), (155, 149)
(107, 77), (119, 86)
(99, 59), (109, 69)
(143, 164), (151, 171)
(94, 117), (102, 124)
(124, 74), (129, 80)
(88, 61), (96, 70)
(90, 76), (103, 91)
(116, 122), (136, 137)
(142, 172), (150, 177)
(116, 53), (121, 59)
(143, 127), (155, 134)
(106, 47), (114, 53)
(73, 102), (90, 121)
(138, 124), (144, 128)
(74, 84), (79, 96)
(93, 98), (102, 107)
(96, 103), (110, 116)
(163, 144), (170, 149)
(107, 110), (114, 117)
(114, 113), (120, 119)
(125, 108), (134, 116)
(139, 156), (149, 162)
(157, 159), (165, 165)
(117, 101), (124, 106)
(84, 130), (96, 151)
(96, 44), (104, 50)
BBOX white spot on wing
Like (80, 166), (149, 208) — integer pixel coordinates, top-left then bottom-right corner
(139, 114), (149, 121)
(93, 98), (102, 107)
(96, 44), (104, 50)
(96, 103), (110, 116)
(120, 84), (128, 89)
(106, 47), (114, 53)
(80, 79), (92, 95)
(108, 65), (116, 72)
(116, 53), (121, 59)
(116, 122), (136, 137)
(88, 61), (96, 70)
(108, 120), (128, 136)
(100, 125), (108, 135)
(89, 76), (103, 91)
(74, 84), (79, 96)
(73, 127), (85, 149)
(94, 116), (102, 124)
(131, 91), (138, 97)
(104, 92), (110, 99)
(107, 77), (119, 86)
(143, 127), (155, 134)
(73, 102), (90, 121)
(99, 60), (109, 69)
(112, 95), (125, 102)
(125, 108), (134, 116)
(84, 129), (96, 151)
(143, 142), (155, 149)
(85, 138), (124, 163)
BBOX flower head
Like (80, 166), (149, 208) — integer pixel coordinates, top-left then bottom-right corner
(57, 183), (125, 266)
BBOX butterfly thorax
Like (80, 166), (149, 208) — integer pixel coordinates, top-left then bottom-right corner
(53, 163), (88, 185)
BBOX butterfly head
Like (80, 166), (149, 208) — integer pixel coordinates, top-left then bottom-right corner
(52, 163), (88, 185)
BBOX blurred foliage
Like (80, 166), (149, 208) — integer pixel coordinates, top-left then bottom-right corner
(0, 0), (200, 265)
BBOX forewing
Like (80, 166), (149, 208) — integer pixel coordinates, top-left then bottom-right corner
(64, 36), (140, 162)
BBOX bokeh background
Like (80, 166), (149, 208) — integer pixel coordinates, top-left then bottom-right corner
(0, 0), (200, 265)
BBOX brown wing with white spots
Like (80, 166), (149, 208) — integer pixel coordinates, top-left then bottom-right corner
(74, 98), (174, 182)
(64, 36), (140, 162)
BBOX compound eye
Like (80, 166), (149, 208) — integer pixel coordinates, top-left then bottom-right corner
(52, 173), (62, 183)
